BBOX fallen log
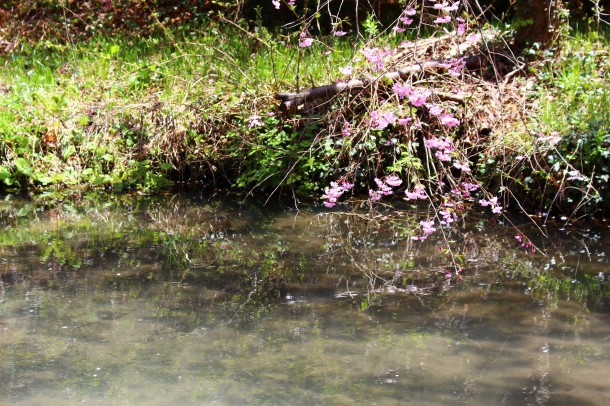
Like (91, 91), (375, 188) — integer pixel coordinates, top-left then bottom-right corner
(275, 56), (485, 112)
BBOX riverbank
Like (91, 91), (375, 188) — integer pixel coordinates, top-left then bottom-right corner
(1, 2), (609, 216)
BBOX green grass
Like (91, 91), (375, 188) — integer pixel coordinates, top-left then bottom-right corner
(0, 21), (357, 191)
(534, 26), (610, 206)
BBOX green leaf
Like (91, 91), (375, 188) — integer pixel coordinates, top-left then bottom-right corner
(14, 158), (33, 177)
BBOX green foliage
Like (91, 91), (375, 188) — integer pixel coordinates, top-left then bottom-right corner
(535, 26), (610, 207)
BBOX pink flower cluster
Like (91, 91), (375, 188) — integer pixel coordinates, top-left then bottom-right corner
(480, 196), (503, 214)
(370, 110), (398, 130)
(515, 234), (536, 255)
(438, 202), (458, 225)
(322, 180), (354, 208)
(424, 137), (454, 162)
(412, 218), (437, 241)
(361, 47), (394, 71)
(393, 84), (433, 107)
(405, 185), (427, 200)
(369, 175), (402, 201)
(451, 182), (479, 199)
(395, 8), (416, 32)
(341, 121), (351, 137)
(248, 115), (263, 127)
(567, 170), (587, 181)
(439, 58), (466, 77)
(299, 32), (314, 48)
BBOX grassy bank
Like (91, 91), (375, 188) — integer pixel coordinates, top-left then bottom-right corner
(0, 19), (357, 193)
(0, 7), (609, 216)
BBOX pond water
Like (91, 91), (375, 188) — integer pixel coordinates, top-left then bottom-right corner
(0, 193), (609, 405)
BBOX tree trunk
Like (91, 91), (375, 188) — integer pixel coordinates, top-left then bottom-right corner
(513, 0), (566, 52)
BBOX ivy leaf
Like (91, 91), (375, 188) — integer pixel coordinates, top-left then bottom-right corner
(14, 158), (33, 177)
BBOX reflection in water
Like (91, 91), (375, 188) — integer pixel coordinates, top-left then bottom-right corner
(0, 193), (609, 405)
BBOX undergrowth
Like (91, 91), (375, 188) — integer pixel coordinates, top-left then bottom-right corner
(0, 0), (607, 224)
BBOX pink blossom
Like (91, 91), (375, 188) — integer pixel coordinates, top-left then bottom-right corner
(399, 17), (413, 25)
(361, 47), (393, 71)
(339, 65), (353, 76)
(370, 110), (397, 130)
(405, 185), (427, 200)
(457, 22), (466, 35)
(466, 33), (480, 42)
(453, 161), (470, 172)
(440, 114), (460, 127)
(435, 150), (452, 162)
(434, 3), (446, 10)
(322, 180), (354, 207)
(374, 178), (394, 195)
(287, 0), (295, 5)
(404, 7), (417, 16)
(272, 0), (280, 9)
(480, 196), (502, 214)
(434, 15), (452, 24)
(428, 104), (443, 116)
(567, 170), (586, 181)
(397, 117), (412, 126)
(394, 26), (406, 33)
(420, 220), (436, 235)
(299, 32), (314, 48)
(384, 175), (402, 187)
(424, 137), (453, 151)
(248, 115), (263, 127)
(394, 83), (412, 99)
(439, 209), (457, 225)
(408, 88), (431, 106)
(341, 121), (351, 137)
(334, 30), (347, 36)
(461, 182), (479, 192)
(369, 189), (382, 201)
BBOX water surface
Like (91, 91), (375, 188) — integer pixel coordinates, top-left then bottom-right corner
(0, 193), (609, 405)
